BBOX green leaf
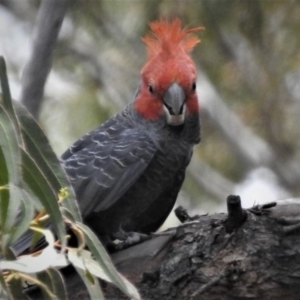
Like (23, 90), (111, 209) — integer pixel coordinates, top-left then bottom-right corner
(0, 145), (8, 192)
(0, 55), (81, 253)
(0, 57), (19, 129)
(0, 271), (9, 300)
(0, 146), (9, 233)
(37, 268), (67, 300)
(14, 101), (81, 223)
(59, 206), (76, 224)
(6, 275), (27, 300)
(0, 56), (22, 185)
(4, 187), (35, 246)
(68, 248), (111, 282)
(0, 56), (72, 299)
(0, 104), (23, 250)
(21, 273), (57, 300)
(21, 149), (66, 250)
(0, 107), (21, 184)
(0, 105), (21, 230)
(72, 264), (104, 300)
(76, 222), (141, 300)
(0, 56), (28, 253)
(46, 268), (67, 300)
(0, 228), (68, 273)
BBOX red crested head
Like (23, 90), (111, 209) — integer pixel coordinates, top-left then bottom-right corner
(135, 19), (204, 125)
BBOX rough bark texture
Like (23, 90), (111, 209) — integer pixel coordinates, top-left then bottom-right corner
(28, 199), (300, 300)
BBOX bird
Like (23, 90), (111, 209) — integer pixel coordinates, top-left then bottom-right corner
(60, 19), (204, 249)
(11, 19), (204, 255)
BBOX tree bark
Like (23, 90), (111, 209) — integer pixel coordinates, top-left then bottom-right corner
(28, 198), (300, 300)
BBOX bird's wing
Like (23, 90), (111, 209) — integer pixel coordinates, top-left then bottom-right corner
(62, 126), (158, 216)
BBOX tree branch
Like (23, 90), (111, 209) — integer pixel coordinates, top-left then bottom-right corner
(20, 0), (69, 119)
(26, 198), (300, 300)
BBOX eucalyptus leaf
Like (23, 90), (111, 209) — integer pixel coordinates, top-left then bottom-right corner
(45, 268), (67, 300)
(0, 108), (21, 184)
(76, 222), (141, 300)
(6, 275), (26, 300)
(59, 207), (76, 224)
(0, 271), (9, 300)
(4, 186), (35, 246)
(14, 101), (81, 223)
(0, 146), (9, 235)
(0, 101), (22, 249)
(0, 57), (29, 253)
(0, 56), (21, 185)
(68, 248), (111, 283)
(0, 228), (68, 273)
(21, 273), (57, 300)
(72, 264), (104, 300)
(37, 268), (67, 300)
(0, 57), (19, 130)
(21, 149), (66, 250)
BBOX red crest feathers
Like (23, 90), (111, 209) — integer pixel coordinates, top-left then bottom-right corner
(143, 19), (204, 58)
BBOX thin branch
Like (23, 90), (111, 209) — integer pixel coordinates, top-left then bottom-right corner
(190, 268), (227, 298)
(20, 0), (69, 119)
(225, 195), (247, 233)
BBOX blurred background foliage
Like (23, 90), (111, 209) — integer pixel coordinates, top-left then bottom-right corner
(0, 0), (300, 228)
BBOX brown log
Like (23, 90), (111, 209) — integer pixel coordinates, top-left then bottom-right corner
(28, 198), (300, 300)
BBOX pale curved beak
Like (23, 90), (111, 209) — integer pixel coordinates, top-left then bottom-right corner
(163, 82), (186, 126)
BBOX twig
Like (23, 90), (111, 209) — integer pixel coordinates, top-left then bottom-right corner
(191, 268), (227, 298)
(225, 195), (247, 233)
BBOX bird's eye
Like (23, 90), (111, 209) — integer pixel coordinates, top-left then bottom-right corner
(192, 82), (196, 92)
(149, 84), (154, 94)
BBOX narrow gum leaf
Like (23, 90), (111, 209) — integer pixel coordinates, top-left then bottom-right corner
(21, 149), (66, 251)
(76, 222), (141, 300)
(14, 101), (81, 222)
(37, 268), (67, 300)
(0, 228), (68, 273)
(0, 57), (23, 250)
(72, 264), (104, 300)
